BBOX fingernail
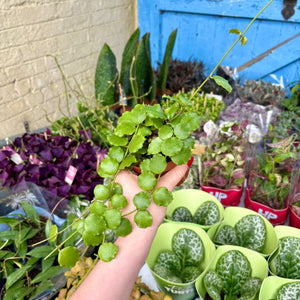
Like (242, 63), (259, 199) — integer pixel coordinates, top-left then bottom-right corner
(187, 156), (194, 167)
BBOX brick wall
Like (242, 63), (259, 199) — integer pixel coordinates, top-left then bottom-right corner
(0, 0), (137, 140)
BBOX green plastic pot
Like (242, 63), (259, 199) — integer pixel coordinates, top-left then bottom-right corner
(195, 245), (268, 300)
(146, 222), (216, 300)
(259, 276), (300, 299)
(268, 225), (300, 277)
(165, 189), (224, 231)
(207, 206), (278, 257)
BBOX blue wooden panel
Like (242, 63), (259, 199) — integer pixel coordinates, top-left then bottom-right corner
(137, 0), (300, 87)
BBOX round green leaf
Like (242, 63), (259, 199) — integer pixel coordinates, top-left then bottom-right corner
(138, 171), (157, 191)
(107, 134), (128, 146)
(153, 187), (173, 206)
(103, 209), (122, 230)
(140, 159), (151, 173)
(84, 213), (106, 235)
(114, 218), (132, 237)
(109, 182), (123, 195)
(94, 184), (110, 200)
(99, 157), (119, 176)
(108, 146), (124, 162)
(148, 137), (162, 155)
(158, 125), (173, 140)
(111, 194), (128, 209)
(161, 137), (183, 157)
(114, 121), (136, 137)
(58, 246), (80, 268)
(174, 122), (192, 139)
(171, 147), (192, 165)
(98, 242), (118, 262)
(150, 154), (167, 174)
(119, 155), (137, 169)
(129, 134), (146, 153)
(82, 231), (103, 246)
(133, 191), (152, 210)
(134, 210), (153, 228)
(90, 201), (107, 216)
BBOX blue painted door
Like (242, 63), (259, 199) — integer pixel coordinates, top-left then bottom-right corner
(137, 0), (300, 87)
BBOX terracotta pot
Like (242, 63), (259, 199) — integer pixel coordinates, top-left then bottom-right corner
(200, 185), (243, 207)
(132, 161), (189, 186)
(244, 188), (288, 226)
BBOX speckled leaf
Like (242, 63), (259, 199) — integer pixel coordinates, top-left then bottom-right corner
(153, 264), (183, 283)
(235, 215), (266, 252)
(216, 250), (252, 297)
(214, 225), (238, 246)
(276, 282), (300, 300)
(203, 270), (223, 300)
(273, 236), (300, 279)
(171, 207), (193, 223)
(172, 228), (204, 266)
(156, 250), (181, 274)
(239, 277), (262, 300)
(181, 266), (202, 283)
(193, 201), (220, 226)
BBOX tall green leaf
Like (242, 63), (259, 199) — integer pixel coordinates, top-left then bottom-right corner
(135, 33), (156, 104)
(157, 28), (177, 94)
(119, 28), (140, 97)
(95, 43), (118, 105)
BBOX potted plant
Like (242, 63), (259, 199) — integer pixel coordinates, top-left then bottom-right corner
(199, 120), (248, 207)
(288, 168), (300, 229)
(146, 222), (215, 300)
(207, 206), (278, 257)
(245, 135), (298, 225)
(195, 245), (268, 300)
(164, 189), (224, 231)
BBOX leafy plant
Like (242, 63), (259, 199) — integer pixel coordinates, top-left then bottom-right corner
(152, 228), (204, 283)
(274, 281), (300, 300)
(0, 201), (79, 300)
(281, 81), (300, 114)
(203, 250), (262, 300)
(0, 132), (107, 204)
(213, 214), (266, 253)
(237, 79), (285, 106)
(168, 200), (220, 226)
(95, 27), (177, 107)
(161, 89), (225, 122)
(248, 135), (298, 209)
(200, 121), (248, 189)
(270, 236), (300, 279)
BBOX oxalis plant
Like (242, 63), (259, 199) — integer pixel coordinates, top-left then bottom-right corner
(203, 250), (262, 300)
(39, 0), (275, 269)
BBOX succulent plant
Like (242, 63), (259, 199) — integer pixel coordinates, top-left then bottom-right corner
(237, 79), (285, 106)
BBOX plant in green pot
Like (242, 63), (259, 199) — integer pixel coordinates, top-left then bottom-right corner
(245, 135), (298, 225)
(164, 189), (224, 231)
(195, 245), (268, 300)
(199, 121), (248, 207)
(207, 206), (278, 257)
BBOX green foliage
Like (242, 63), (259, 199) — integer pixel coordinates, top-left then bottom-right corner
(275, 282), (300, 300)
(204, 250), (262, 300)
(169, 201), (220, 226)
(213, 215), (266, 253)
(0, 202), (76, 300)
(161, 89), (225, 122)
(152, 229), (204, 283)
(249, 136), (298, 209)
(271, 236), (300, 279)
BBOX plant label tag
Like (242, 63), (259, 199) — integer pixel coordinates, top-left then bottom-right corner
(65, 165), (78, 185)
(29, 154), (42, 165)
(2, 146), (23, 164)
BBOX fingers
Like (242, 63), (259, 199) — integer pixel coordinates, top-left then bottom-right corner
(157, 164), (189, 191)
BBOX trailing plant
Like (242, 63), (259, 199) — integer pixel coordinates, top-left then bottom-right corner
(248, 135), (298, 209)
(161, 89), (225, 122)
(0, 132), (107, 204)
(167, 200), (220, 226)
(95, 27), (177, 107)
(39, 0), (275, 269)
(0, 201), (80, 300)
(203, 250), (262, 300)
(152, 228), (204, 283)
(213, 214), (267, 253)
(270, 236), (300, 279)
(200, 121), (248, 189)
(273, 281), (300, 300)
(237, 79), (285, 106)
(45, 56), (118, 148)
